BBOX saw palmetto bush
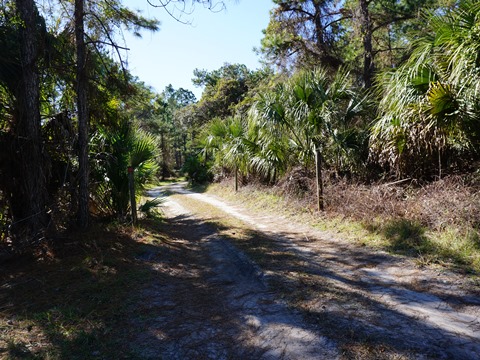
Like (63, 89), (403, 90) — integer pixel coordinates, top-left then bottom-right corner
(372, 0), (480, 178)
(249, 68), (369, 175)
(199, 117), (253, 187)
(92, 120), (158, 219)
(248, 68), (369, 209)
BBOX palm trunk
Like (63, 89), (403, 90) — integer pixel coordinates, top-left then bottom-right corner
(11, 0), (49, 239)
(315, 146), (324, 211)
(75, 0), (89, 228)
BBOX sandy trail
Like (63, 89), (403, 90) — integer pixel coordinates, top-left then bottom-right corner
(130, 185), (337, 359)
(130, 183), (480, 359)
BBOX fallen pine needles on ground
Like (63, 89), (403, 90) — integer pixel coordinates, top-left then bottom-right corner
(0, 222), (163, 359)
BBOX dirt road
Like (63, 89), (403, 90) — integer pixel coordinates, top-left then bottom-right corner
(129, 182), (480, 359)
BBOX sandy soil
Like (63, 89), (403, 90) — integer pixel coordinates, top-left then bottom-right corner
(128, 182), (480, 359)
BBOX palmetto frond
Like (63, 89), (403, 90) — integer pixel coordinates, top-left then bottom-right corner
(93, 120), (158, 218)
(249, 66), (366, 173)
(372, 0), (480, 176)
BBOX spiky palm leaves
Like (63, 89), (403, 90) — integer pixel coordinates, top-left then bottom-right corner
(249, 68), (367, 175)
(248, 68), (366, 209)
(201, 117), (251, 188)
(372, 0), (480, 178)
(201, 67), (366, 199)
(92, 120), (158, 219)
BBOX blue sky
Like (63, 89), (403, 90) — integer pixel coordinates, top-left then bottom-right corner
(121, 0), (273, 99)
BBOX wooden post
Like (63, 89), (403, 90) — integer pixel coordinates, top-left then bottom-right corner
(234, 164), (238, 192)
(315, 147), (324, 211)
(128, 166), (137, 225)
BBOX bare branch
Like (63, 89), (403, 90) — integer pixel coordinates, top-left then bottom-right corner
(85, 39), (130, 51)
(84, 11), (129, 79)
(146, 0), (226, 24)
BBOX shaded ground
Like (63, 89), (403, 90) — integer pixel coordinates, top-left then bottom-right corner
(128, 193), (336, 359)
(4, 182), (477, 358)
(127, 182), (480, 359)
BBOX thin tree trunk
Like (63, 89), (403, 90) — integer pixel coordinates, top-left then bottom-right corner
(128, 167), (137, 226)
(438, 148), (442, 180)
(359, 0), (374, 88)
(160, 131), (167, 180)
(11, 0), (49, 239)
(75, 0), (89, 228)
(315, 146), (324, 211)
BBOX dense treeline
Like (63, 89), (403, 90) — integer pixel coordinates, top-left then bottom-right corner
(0, 0), (201, 256)
(183, 0), (480, 210)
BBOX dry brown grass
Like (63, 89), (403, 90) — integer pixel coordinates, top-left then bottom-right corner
(211, 172), (480, 274)
(276, 170), (480, 235)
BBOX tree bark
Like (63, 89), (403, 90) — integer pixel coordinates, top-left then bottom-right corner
(128, 168), (137, 226)
(359, 0), (374, 88)
(315, 146), (324, 211)
(160, 131), (168, 180)
(75, 0), (89, 228)
(11, 0), (49, 240)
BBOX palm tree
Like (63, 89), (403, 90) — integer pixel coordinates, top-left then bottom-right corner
(250, 68), (366, 210)
(202, 117), (251, 191)
(247, 116), (290, 184)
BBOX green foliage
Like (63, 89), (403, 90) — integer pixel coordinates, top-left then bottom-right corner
(259, 0), (343, 70)
(191, 63), (272, 123)
(139, 197), (164, 218)
(372, 0), (480, 178)
(92, 120), (159, 219)
(197, 67), (370, 187)
(259, 0), (435, 74)
(182, 155), (213, 184)
(249, 67), (369, 176)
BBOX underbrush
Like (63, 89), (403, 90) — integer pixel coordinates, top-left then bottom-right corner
(209, 174), (480, 274)
(0, 222), (161, 359)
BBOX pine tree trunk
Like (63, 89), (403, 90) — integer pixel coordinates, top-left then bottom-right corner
(359, 0), (374, 88)
(315, 147), (324, 211)
(11, 0), (49, 240)
(160, 131), (167, 180)
(75, 0), (89, 228)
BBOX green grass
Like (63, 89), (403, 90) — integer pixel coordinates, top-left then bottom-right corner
(362, 218), (480, 273)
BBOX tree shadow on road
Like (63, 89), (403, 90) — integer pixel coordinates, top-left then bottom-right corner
(215, 222), (480, 360)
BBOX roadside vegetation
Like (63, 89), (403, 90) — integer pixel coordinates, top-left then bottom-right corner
(207, 176), (480, 276)
(2, 0), (480, 357)
(2, 0), (479, 264)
